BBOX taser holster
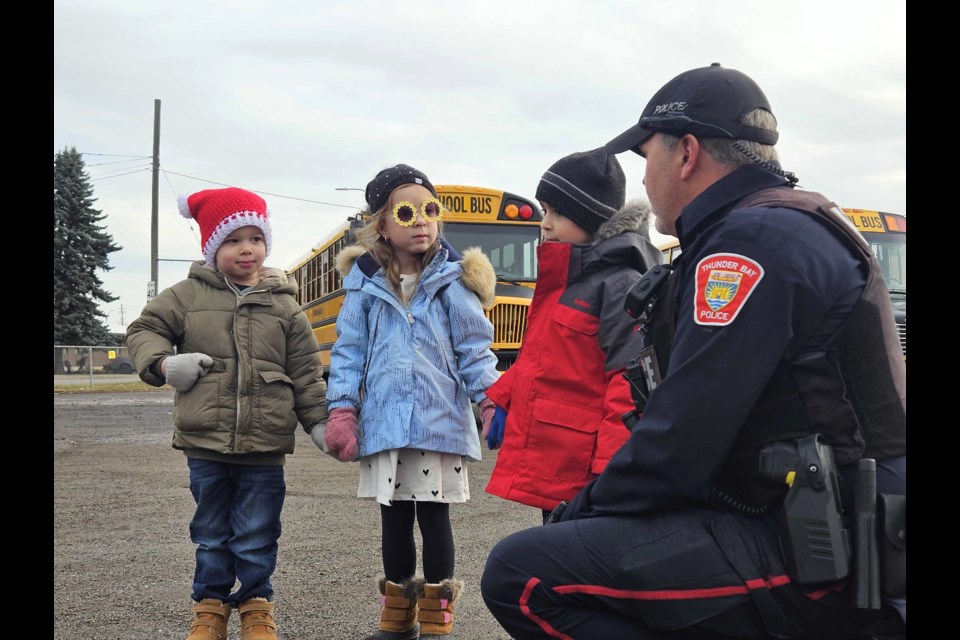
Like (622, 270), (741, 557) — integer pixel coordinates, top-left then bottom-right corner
(760, 435), (850, 586)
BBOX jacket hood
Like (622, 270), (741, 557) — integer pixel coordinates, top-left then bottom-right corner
(188, 261), (295, 295)
(258, 266), (296, 294)
(593, 198), (652, 244)
(459, 247), (496, 309)
(335, 240), (495, 308)
(577, 198), (662, 275)
(335, 245), (366, 277)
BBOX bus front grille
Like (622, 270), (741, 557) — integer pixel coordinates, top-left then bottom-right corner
(487, 303), (528, 349)
(897, 322), (906, 357)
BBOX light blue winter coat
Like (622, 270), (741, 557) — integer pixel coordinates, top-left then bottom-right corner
(327, 239), (499, 462)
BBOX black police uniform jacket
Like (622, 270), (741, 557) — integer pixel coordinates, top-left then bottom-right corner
(566, 164), (906, 517)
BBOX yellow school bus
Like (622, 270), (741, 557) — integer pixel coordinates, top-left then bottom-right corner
(287, 185), (543, 376)
(841, 209), (906, 359)
(655, 209), (906, 358)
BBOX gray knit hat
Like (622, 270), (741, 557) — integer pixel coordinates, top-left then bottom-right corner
(535, 148), (626, 235)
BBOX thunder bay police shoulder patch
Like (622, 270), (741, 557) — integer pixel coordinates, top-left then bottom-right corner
(694, 253), (764, 326)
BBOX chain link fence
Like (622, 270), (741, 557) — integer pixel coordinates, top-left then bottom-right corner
(54, 345), (136, 387)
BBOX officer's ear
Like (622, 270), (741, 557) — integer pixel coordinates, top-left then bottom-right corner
(679, 134), (700, 180)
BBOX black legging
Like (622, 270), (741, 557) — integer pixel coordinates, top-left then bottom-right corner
(380, 501), (454, 584)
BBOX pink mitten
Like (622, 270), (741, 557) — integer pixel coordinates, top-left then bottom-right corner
(479, 398), (496, 440)
(325, 407), (358, 462)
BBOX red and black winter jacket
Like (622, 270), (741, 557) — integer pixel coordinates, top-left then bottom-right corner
(485, 200), (662, 511)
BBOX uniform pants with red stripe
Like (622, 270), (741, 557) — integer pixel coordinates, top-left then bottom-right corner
(480, 508), (883, 640)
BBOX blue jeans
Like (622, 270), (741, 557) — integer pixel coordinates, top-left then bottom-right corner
(187, 458), (286, 605)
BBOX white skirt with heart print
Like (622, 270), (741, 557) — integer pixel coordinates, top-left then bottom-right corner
(358, 448), (470, 506)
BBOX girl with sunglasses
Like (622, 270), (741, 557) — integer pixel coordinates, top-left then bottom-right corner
(316, 164), (500, 639)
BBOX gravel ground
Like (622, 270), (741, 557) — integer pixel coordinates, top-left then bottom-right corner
(54, 391), (540, 639)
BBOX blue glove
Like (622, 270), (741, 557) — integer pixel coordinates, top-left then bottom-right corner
(486, 406), (507, 450)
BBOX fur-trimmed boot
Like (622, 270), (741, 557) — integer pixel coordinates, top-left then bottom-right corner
(186, 599), (231, 640)
(364, 576), (424, 640)
(238, 597), (277, 640)
(417, 579), (464, 638)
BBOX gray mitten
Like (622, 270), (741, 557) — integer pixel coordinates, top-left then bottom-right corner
(310, 422), (330, 453)
(163, 353), (214, 392)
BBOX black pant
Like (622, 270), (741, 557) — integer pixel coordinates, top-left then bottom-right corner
(380, 501), (454, 584)
(481, 508), (885, 639)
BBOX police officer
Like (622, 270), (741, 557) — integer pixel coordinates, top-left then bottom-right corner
(480, 63), (906, 639)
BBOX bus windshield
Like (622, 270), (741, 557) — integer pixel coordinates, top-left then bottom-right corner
(841, 209), (906, 299)
(442, 223), (540, 282)
(868, 233), (906, 296)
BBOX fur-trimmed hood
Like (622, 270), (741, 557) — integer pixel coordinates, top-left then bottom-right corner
(593, 198), (653, 244)
(580, 197), (662, 276)
(335, 240), (496, 309)
(459, 247), (496, 309)
(335, 244), (367, 278)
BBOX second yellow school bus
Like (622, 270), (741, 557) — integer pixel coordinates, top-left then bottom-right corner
(287, 185), (544, 376)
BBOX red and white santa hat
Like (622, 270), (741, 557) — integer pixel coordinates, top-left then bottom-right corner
(177, 187), (273, 265)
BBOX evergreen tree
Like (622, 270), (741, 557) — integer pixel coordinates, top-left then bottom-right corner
(54, 146), (121, 346)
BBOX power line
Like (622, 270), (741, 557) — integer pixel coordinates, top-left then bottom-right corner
(86, 157), (154, 168)
(161, 169), (358, 209)
(160, 168), (202, 247)
(90, 167), (152, 181)
(90, 166), (150, 182)
(78, 152), (153, 159)
(74, 149), (360, 210)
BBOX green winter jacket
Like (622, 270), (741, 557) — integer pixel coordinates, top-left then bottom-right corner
(126, 261), (329, 464)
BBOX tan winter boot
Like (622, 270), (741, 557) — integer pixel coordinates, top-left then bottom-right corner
(186, 599), (231, 640)
(364, 576), (424, 640)
(418, 579), (464, 638)
(238, 597), (278, 640)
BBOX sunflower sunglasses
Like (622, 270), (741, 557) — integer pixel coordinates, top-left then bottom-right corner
(392, 198), (444, 227)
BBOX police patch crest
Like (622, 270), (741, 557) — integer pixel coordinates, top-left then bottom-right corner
(694, 253), (764, 326)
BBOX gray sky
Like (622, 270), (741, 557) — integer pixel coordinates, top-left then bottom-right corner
(54, 0), (906, 331)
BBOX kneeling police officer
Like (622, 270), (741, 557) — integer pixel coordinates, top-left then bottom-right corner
(480, 63), (906, 640)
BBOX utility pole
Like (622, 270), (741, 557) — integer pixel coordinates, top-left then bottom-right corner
(149, 98), (161, 300)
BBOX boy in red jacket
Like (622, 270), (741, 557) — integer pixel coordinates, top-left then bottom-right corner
(484, 148), (661, 521)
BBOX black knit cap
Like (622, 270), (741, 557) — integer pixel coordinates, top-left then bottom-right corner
(605, 63), (778, 156)
(364, 163), (438, 214)
(535, 148), (625, 235)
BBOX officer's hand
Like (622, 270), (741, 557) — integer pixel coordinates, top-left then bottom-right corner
(486, 406), (508, 450)
(555, 481), (595, 523)
(163, 353), (214, 392)
(543, 501), (568, 525)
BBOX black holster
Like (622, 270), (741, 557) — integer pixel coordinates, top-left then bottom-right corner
(878, 493), (906, 600)
(851, 459), (906, 609)
(759, 435), (850, 586)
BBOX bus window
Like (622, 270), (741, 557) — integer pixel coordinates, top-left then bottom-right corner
(442, 225), (539, 280)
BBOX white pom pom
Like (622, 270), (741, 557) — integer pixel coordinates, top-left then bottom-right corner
(177, 194), (193, 219)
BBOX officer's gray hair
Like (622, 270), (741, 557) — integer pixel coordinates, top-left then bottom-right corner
(659, 109), (780, 168)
